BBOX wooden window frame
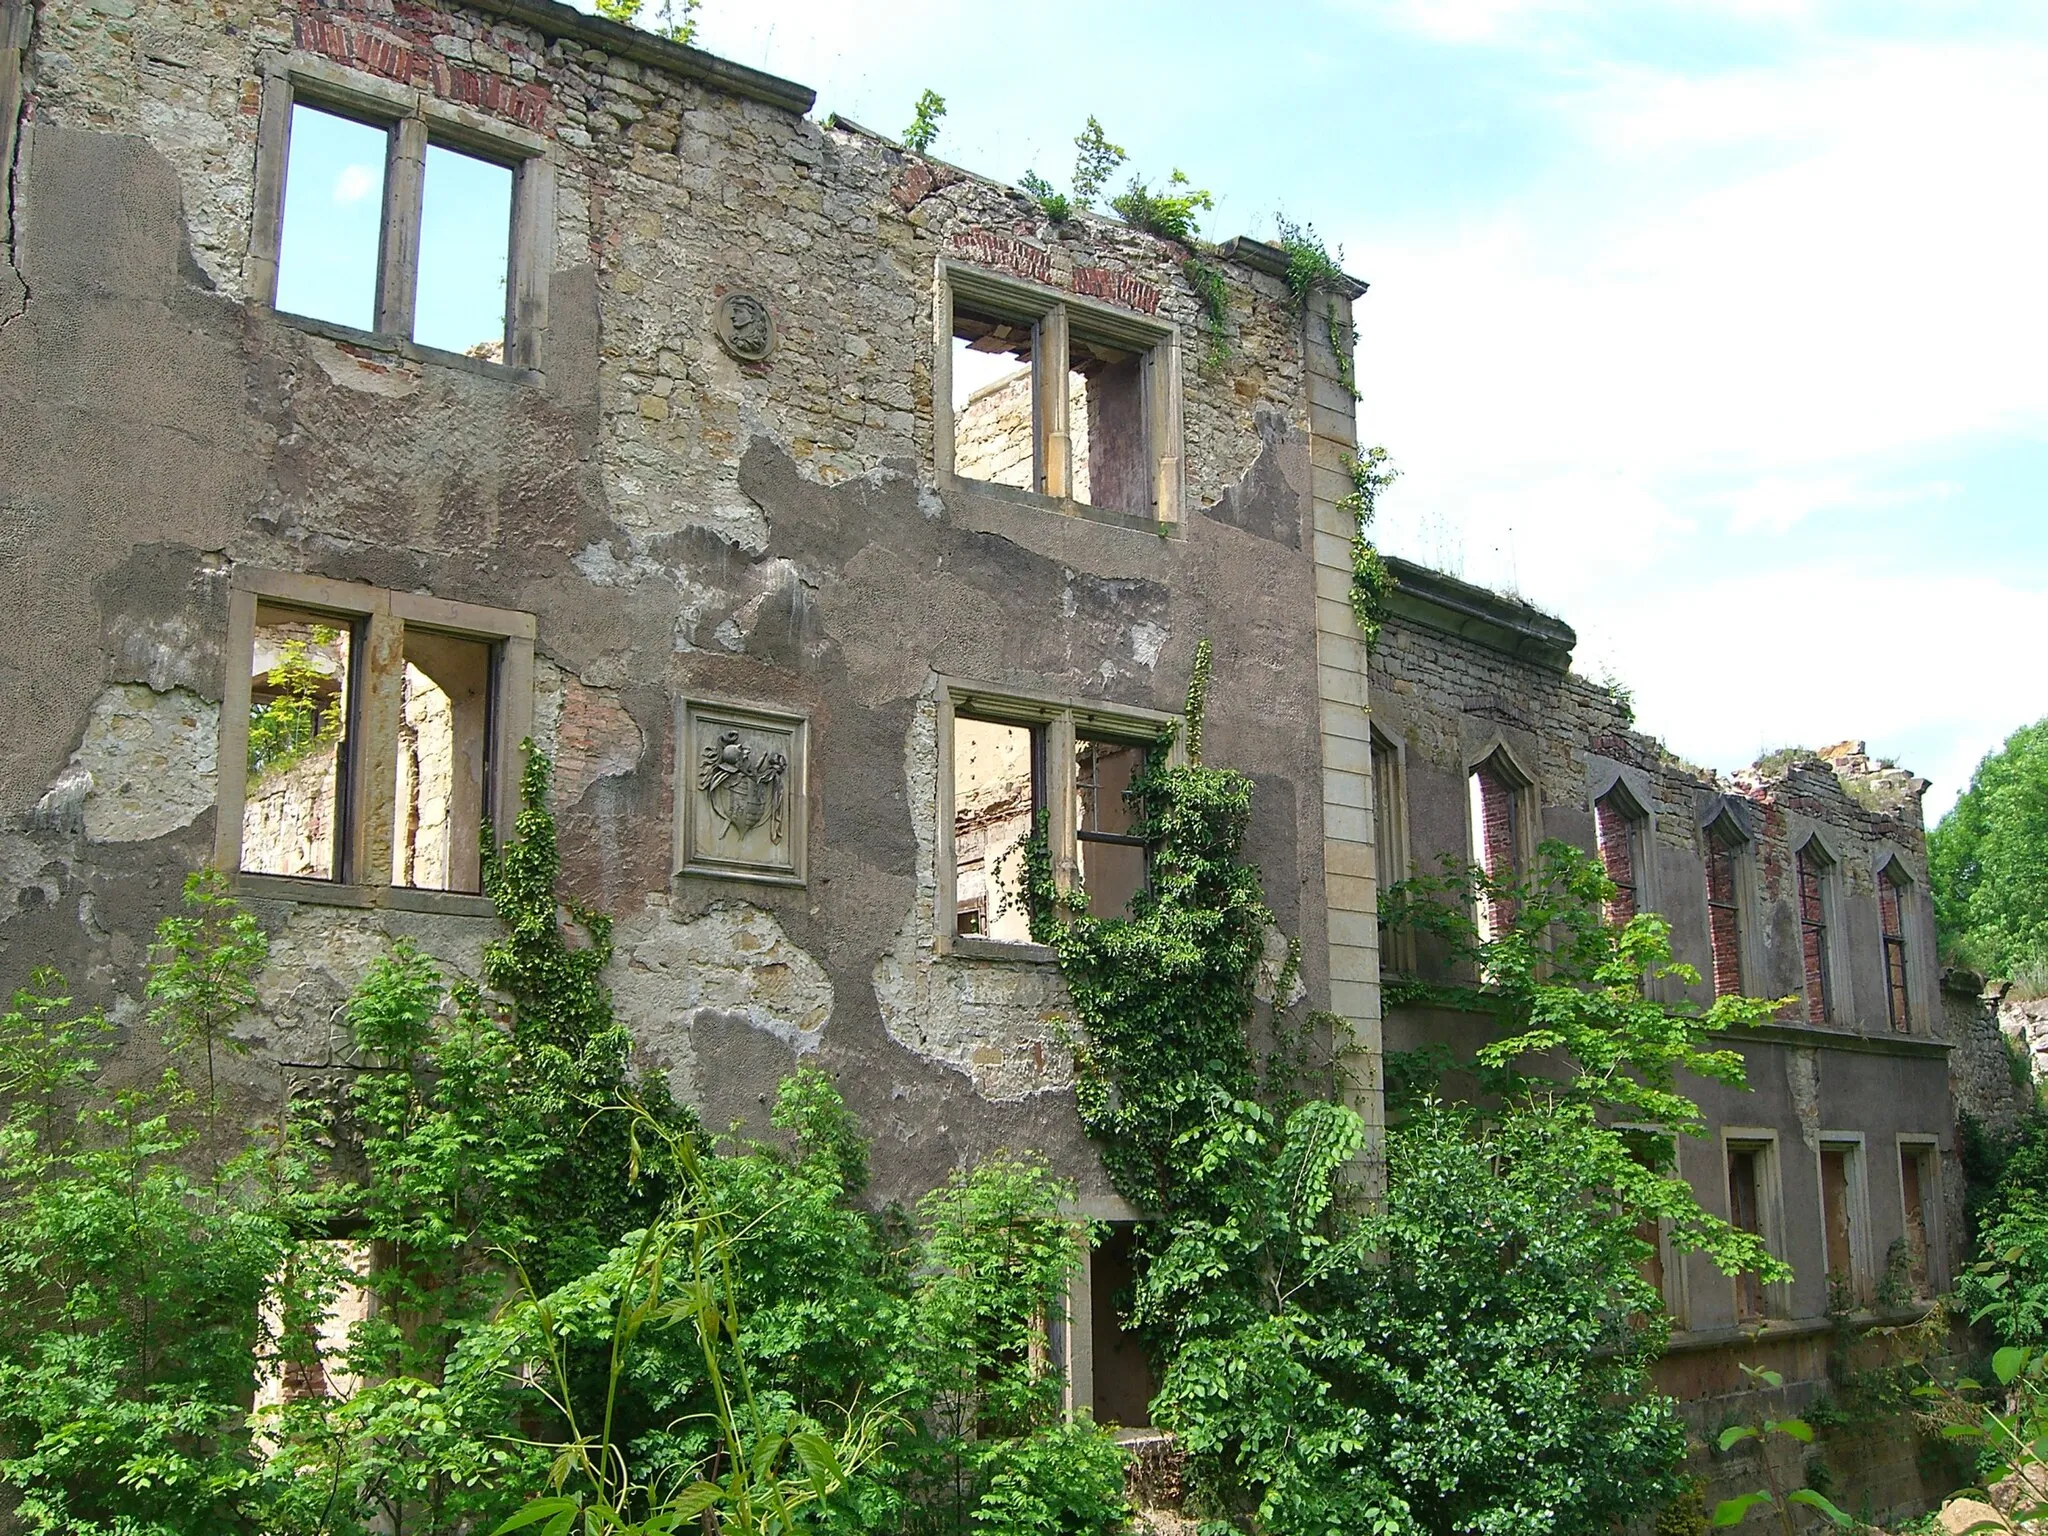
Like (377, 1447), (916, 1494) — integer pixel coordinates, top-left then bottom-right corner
(1815, 1132), (1872, 1308)
(216, 568), (534, 915)
(935, 678), (1178, 959)
(247, 52), (556, 371)
(1895, 1134), (1943, 1298)
(934, 260), (1184, 527)
(1878, 857), (1915, 1033)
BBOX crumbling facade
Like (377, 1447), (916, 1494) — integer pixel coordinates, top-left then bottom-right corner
(1369, 557), (1964, 1522)
(0, 0), (1973, 1507)
(0, 0), (1372, 1424)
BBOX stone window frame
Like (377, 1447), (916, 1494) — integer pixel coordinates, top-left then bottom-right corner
(246, 51), (557, 372)
(1893, 1133), (1944, 1298)
(672, 697), (811, 890)
(1464, 739), (1539, 941)
(215, 567), (535, 916)
(934, 677), (1180, 961)
(932, 260), (1185, 527)
(1792, 830), (1848, 1027)
(1369, 725), (1416, 973)
(1814, 1130), (1873, 1308)
(1699, 798), (1762, 1000)
(1588, 766), (1655, 926)
(1722, 1127), (1790, 1322)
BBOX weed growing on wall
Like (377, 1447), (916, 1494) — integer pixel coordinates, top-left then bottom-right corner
(1182, 256), (1232, 371)
(1020, 654), (1793, 1533)
(902, 89), (946, 154)
(1342, 446), (1399, 650)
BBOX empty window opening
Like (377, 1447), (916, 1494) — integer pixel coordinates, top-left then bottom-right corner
(1068, 332), (1150, 517)
(1880, 863), (1912, 1032)
(1797, 841), (1835, 1025)
(1704, 827), (1746, 999)
(1899, 1143), (1935, 1299)
(1820, 1142), (1863, 1305)
(952, 308), (1038, 490)
(1467, 752), (1529, 941)
(1074, 737), (1149, 920)
(392, 630), (495, 894)
(414, 142), (514, 359)
(241, 609), (353, 881)
(952, 716), (1042, 943)
(275, 102), (388, 334)
(255, 1241), (373, 1416)
(1727, 1144), (1769, 1321)
(1089, 1223), (1158, 1431)
(1594, 785), (1647, 925)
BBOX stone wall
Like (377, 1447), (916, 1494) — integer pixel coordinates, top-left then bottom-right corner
(0, 0), (1353, 1214)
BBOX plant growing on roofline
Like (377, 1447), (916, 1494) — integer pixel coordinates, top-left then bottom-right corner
(902, 89), (946, 154)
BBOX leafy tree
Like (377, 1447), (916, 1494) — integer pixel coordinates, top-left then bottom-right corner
(1111, 171), (1213, 245)
(1930, 718), (2048, 979)
(0, 910), (301, 1535)
(246, 629), (341, 776)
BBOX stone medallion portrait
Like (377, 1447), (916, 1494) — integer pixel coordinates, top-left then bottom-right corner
(713, 292), (777, 363)
(676, 700), (807, 884)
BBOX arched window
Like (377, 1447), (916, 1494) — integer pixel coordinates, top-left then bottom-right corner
(1701, 806), (1752, 999)
(1468, 747), (1534, 941)
(1593, 780), (1650, 925)
(1795, 838), (1837, 1025)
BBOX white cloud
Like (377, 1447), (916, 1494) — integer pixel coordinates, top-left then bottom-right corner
(332, 164), (378, 205)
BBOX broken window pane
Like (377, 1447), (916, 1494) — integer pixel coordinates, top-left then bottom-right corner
(952, 308), (1037, 490)
(414, 142), (514, 359)
(1074, 737), (1148, 920)
(275, 102), (388, 333)
(1727, 1145), (1767, 1321)
(953, 716), (1039, 942)
(392, 629), (494, 893)
(242, 608), (351, 880)
(1069, 332), (1149, 516)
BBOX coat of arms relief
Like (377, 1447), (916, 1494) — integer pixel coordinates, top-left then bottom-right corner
(677, 702), (807, 885)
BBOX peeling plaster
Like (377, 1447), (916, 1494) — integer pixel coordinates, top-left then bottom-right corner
(608, 898), (833, 1102)
(45, 683), (219, 842)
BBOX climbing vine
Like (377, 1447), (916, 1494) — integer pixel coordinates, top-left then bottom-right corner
(1342, 445), (1399, 650)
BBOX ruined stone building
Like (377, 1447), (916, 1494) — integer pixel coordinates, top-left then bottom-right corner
(0, 0), (1976, 1498)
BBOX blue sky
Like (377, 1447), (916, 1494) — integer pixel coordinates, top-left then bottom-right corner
(673, 0), (2048, 824)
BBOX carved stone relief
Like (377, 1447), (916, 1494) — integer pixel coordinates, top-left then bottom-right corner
(713, 292), (776, 363)
(675, 700), (807, 884)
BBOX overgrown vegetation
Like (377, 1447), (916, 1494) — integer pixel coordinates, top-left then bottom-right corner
(902, 89), (946, 154)
(1273, 217), (1357, 398)
(1930, 717), (2048, 980)
(1013, 654), (1790, 1533)
(1110, 171), (1213, 245)
(0, 751), (1129, 1535)
(590, 0), (695, 42)
(1342, 446), (1398, 650)
(1019, 116), (1125, 224)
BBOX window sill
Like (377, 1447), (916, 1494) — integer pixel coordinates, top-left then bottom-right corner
(941, 934), (1059, 965)
(233, 871), (499, 918)
(940, 473), (1177, 538)
(265, 308), (542, 386)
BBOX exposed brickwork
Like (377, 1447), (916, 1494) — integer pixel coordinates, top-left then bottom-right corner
(1594, 790), (1637, 923)
(1705, 836), (1744, 998)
